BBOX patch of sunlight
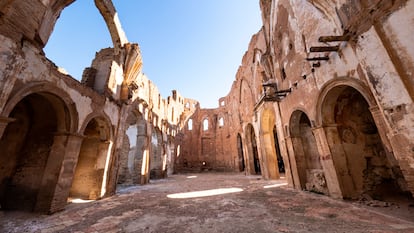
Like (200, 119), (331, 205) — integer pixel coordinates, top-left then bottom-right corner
(186, 176), (197, 179)
(167, 188), (243, 199)
(68, 198), (95, 204)
(263, 183), (288, 189)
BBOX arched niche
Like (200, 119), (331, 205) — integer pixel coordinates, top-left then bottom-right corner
(0, 91), (75, 212)
(320, 85), (408, 200)
(117, 111), (147, 186)
(289, 110), (326, 194)
(69, 116), (112, 200)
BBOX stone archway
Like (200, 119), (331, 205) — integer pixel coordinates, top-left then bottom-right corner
(245, 124), (260, 175)
(0, 92), (73, 211)
(69, 117), (112, 200)
(290, 110), (327, 194)
(260, 108), (280, 179)
(237, 133), (246, 172)
(117, 111), (147, 186)
(321, 86), (407, 199)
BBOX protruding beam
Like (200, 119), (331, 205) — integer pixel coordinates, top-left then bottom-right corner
(318, 35), (350, 42)
(306, 56), (329, 61)
(309, 45), (339, 52)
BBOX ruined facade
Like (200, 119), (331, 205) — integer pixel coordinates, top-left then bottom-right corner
(0, 0), (194, 213)
(179, 0), (414, 200)
(1, 0), (414, 216)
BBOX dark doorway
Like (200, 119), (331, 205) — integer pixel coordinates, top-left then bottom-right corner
(237, 134), (245, 172)
(246, 124), (260, 175)
(273, 126), (285, 173)
(0, 94), (58, 211)
(70, 118), (111, 200)
(252, 131), (261, 175)
(322, 86), (409, 200)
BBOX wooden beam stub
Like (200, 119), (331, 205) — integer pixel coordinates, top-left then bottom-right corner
(318, 35), (350, 42)
(309, 45), (339, 52)
(306, 56), (330, 61)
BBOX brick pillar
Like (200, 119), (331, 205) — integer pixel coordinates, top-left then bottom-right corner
(35, 134), (83, 213)
(388, 134), (414, 197)
(285, 136), (302, 190)
(312, 127), (343, 199)
(369, 106), (414, 197)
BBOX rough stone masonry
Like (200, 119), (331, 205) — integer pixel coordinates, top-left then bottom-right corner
(0, 0), (413, 226)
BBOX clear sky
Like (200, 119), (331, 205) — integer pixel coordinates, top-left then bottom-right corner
(44, 1), (262, 108)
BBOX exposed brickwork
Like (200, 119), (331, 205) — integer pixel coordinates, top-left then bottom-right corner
(177, 0), (414, 201)
(0, 0), (413, 216)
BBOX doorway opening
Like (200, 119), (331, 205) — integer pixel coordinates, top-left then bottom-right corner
(69, 118), (111, 201)
(322, 86), (409, 201)
(237, 134), (246, 172)
(290, 110), (327, 194)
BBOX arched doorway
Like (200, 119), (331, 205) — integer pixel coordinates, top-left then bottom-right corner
(69, 117), (112, 200)
(246, 124), (260, 175)
(117, 111), (146, 186)
(0, 93), (69, 211)
(237, 134), (245, 172)
(290, 110), (326, 193)
(322, 86), (407, 199)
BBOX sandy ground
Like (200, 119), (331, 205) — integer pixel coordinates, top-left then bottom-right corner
(1, 173), (414, 233)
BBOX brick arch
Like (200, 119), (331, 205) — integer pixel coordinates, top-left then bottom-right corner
(70, 114), (114, 200)
(1, 82), (79, 133)
(79, 113), (114, 140)
(117, 109), (147, 186)
(316, 79), (407, 199)
(289, 108), (313, 137)
(289, 110), (326, 193)
(30, 0), (128, 50)
(239, 78), (255, 121)
(0, 84), (79, 212)
(315, 78), (376, 127)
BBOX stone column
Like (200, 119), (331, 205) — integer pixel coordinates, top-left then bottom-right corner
(242, 136), (255, 176)
(35, 134), (83, 213)
(388, 133), (414, 197)
(98, 141), (112, 199)
(284, 136), (302, 190)
(312, 127), (343, 199)
(263, 131), (280, 180)
(273, 102), (294, 187)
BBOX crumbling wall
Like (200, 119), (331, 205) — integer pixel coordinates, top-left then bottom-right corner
(0, 0), (191, 213)
(180, 0), (414, 201)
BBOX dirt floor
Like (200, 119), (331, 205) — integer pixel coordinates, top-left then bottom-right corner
(1, 173), (414, 233)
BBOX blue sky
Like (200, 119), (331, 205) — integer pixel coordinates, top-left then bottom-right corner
(44, 1), (262, 108)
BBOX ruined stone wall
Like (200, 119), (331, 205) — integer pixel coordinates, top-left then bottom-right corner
(177, 31), (268, 174)
(0, 0), (191, 213)
(179, 0), (414, 200)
